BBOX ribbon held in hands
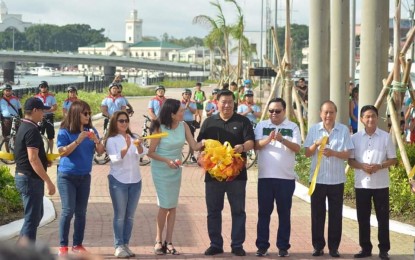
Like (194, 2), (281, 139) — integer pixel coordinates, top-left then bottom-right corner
(308, 136), (329, 196)
(141, 132), (168, 139)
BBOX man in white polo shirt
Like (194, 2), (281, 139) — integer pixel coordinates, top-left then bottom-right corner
(348, 105), (397, 260)
(254, 98), (301, 257)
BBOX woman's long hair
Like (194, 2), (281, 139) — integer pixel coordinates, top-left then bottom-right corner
(60, 100), (92, 133)
(106, 111), (134, 139)
(150, 98), (181, 132)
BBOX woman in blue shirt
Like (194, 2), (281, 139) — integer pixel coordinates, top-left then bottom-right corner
(56, 100), (105, 257)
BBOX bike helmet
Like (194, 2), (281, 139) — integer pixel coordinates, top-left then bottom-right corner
(182, 88), (192, 95)
(108, 82), (119, 91)
(244, 89), (254, 96)
(155, 85), (165, 92)
(39, 81), (49, 89)
(2, 84), (12, 91)
(244, 79), (252, 85)
(67, 86), (77, 93)
(212, 88), (220, 94)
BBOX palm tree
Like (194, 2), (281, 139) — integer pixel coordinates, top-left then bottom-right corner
(227, 0), (244, 83)
(193, 0), (231, 81)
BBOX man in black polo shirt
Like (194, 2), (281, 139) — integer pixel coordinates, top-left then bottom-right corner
(14, 97), (56, 244)
(197, 89), (255, 256)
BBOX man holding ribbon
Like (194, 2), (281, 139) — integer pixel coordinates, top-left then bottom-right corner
(254, 98), (301, 257)
(348, 105), (396, 260)
(304, 100), (353, 258)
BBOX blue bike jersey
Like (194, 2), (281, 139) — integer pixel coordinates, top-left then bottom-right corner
(101, 96), (127, 117)
(0, 96), (21, 117)
(35, 93), (56, 115)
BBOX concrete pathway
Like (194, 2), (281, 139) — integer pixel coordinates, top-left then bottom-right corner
(3, 87), (415, 259)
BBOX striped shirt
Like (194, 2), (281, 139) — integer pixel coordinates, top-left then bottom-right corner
(304, 122), (354, 184)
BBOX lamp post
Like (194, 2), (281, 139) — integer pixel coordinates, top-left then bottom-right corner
(12, 27), (15, 51)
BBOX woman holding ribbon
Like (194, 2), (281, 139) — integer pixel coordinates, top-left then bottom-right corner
(148, 98), (204, 255)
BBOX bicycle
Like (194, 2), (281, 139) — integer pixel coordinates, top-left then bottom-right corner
(0, 116), (49, 164)
(139, 115), (191, 166)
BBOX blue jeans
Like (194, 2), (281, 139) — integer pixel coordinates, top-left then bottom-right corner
(205, 180), (246, 249)
(108, 175), (142, 247)
(14, 173), (44, 241)
(58, 172), (91, 246)
(256, 178), (295, 251)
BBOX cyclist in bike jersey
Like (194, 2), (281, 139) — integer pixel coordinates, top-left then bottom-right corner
(101, 83), (127, 131)
(148, 85), (166, 120)
(116, 83), (134, 117)
(237, 89), (261, 125)
(0, 84), (22, 139)
(181, 88), (198, 163)
(35, 81), (57, 154)
(205, 88), (220, 117)
(193, 82), (206, 127)
(62, 86), (78, 118)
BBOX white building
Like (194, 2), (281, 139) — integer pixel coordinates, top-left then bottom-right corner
(78, 9), (183, 71)
(0, 1), (32, 32)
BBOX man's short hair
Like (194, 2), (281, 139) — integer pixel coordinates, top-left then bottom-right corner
(320, 100), (337, 112)
(217, 89), (234, 100)
(360, 105), (378, 116)
(268, 98), (286, 110)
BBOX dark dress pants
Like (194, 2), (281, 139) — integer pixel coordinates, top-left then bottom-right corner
(311, 183), (344, 251)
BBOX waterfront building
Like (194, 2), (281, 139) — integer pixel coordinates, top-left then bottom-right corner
(0, 0), (32, 32)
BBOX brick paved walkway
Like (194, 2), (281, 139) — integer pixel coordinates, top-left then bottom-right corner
(7, 88), (415, 259)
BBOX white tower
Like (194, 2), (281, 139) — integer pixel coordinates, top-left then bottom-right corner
(125, 9), (142, 43)
(0, 1), (8, 21)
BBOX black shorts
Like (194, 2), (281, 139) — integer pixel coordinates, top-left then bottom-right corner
(40, 114), (55, 139)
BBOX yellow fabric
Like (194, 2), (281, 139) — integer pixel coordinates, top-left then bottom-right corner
(199, 139), (244, 181)
(308, 136), (329, 196)
(142, 132), (168, 139)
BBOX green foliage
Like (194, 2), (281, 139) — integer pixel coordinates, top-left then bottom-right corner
(19, 83), (153, 121)
(2, 24), (109, 51)
(295, 143), (415, 222)
(160, 80), (198, 89)
(0, 166), (22, 216)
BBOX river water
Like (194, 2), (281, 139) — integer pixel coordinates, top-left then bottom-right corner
(13, 75), (86, 89)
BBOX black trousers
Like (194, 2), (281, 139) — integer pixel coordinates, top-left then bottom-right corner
(355, 188), (390, 253)
(311, 183), (344, 251)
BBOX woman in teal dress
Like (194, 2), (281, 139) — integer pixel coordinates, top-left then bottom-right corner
(148, 99), (204, 255)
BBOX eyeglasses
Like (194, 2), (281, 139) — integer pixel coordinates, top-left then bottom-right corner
(82, 112), (92, 117)
(269, 109), (283, 114)
(117, 119), (129, 124)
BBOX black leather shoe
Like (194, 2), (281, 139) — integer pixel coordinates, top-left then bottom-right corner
(354, 251), (372, 258)
(379, 252), (390, 260)
(329, 250), (340, 257)
(231, 247), (246, 256)
(204, 246), (224, 256)
(312, 249), (324, 256)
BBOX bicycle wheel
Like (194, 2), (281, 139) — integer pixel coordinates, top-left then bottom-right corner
(181, 141), (191, 164)
(0, 137), (15, 164)
(139, 139), (151, 166)
(245, 149), (257, 170)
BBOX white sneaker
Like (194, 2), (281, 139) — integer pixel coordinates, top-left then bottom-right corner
(114, 246), (130, 258)
(124, 245), (135, 257)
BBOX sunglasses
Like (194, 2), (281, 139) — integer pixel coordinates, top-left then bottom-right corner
(269, 109), (283, 114)
(82, 112), (92, 117)
(117, 119), (129, 124)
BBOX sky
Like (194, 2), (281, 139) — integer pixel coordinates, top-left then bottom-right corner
(7, 0), (407, 41)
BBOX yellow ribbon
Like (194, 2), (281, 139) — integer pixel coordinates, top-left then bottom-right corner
(308, 136), (329, 196)
(409, 165), (415, 179)
(141, 132), (168, 139)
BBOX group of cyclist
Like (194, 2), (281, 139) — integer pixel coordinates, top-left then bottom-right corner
(0, 81), (61, 154)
